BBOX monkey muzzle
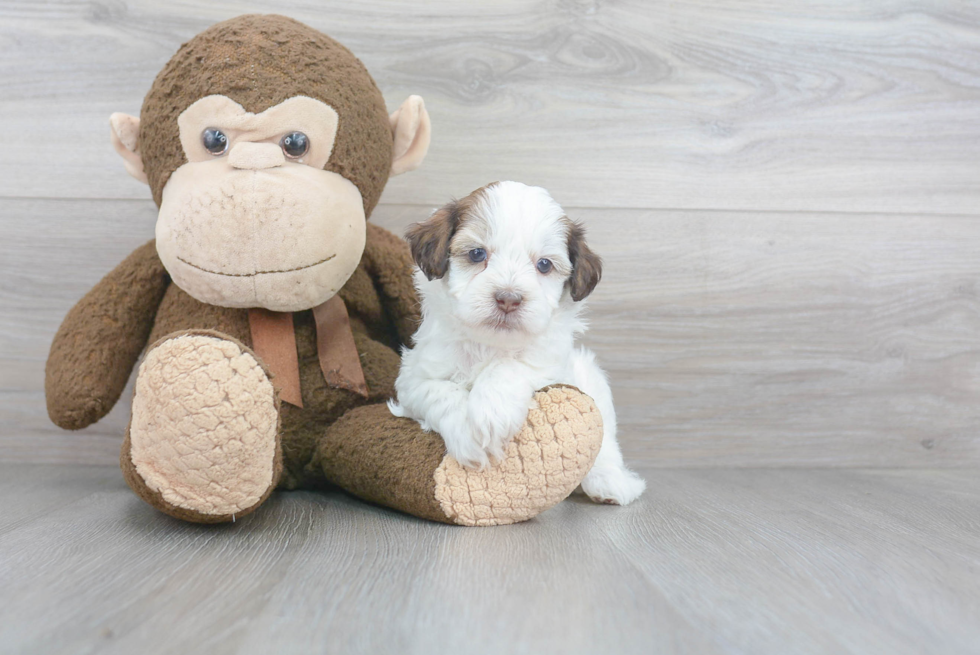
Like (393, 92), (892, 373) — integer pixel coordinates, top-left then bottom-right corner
(155, 159), (366, 312)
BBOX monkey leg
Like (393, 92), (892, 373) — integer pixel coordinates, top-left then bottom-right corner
(315, 386), (603, 526)
(121, 331), (282, 523)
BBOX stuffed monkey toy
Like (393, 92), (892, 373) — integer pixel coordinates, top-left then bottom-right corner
(45, 15), (603, 527)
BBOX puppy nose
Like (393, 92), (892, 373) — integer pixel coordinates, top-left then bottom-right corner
(228, 142), (285, 170)
(495, 290), (523, 313)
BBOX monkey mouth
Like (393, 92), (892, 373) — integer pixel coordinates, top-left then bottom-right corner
(175, 253), (336, 277)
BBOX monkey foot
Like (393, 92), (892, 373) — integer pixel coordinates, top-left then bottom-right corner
(319, 385), (604, 526)
(122, 332), (282, 523)
(434, 386), (603, 525)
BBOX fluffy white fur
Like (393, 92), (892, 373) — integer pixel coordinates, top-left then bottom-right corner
(388, 181), (645, 505)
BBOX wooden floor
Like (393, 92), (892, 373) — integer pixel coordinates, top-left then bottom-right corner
(1, 464), (978, 655)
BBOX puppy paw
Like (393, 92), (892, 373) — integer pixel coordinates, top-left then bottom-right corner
(581, 466), (646, 506)
(437, 413), (491, 469)
(446, 435), (492, 470)
(467, 394), (530, 463)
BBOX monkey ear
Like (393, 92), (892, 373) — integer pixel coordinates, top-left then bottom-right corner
(404, 201), (460, 280)
(389, 95), (431, 177)
(109, 113), (148, 185)
(566, 220), (603, 302)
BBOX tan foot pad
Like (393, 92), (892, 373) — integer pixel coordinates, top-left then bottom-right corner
(130, 334), (279, 519)
(433, 386), (603, 526)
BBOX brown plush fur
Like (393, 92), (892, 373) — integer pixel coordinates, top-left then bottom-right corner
(46, 222), (426, 519)
(139, 14), (392, 216)
(47, 16), (601, 526)
(46, 241), (169, 430)
(315, 403), (452, 523)
(136, 223), (419, 491)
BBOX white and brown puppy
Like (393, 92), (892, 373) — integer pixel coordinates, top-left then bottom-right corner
(388, 181), (645, 505)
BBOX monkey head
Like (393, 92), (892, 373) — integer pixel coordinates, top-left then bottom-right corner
(108, 15), (430, 311)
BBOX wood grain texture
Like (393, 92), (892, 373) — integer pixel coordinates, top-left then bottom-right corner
(1, 1), (979, 212)
(3, 199), (979, 467)
(0, 464), (977, 655)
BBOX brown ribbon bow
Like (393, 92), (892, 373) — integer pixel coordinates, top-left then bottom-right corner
(247, 295), (368, 407)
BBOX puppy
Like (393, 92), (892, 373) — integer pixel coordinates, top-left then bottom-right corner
(388, 181), (645, 505)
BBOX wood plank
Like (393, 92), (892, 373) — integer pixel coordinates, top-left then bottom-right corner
(0, 465), (977, 654)
(3, 198), (980, 467)
(1, 1), (979, 213)
(0, 464), (121, 535)
(607, 468), (980, 654)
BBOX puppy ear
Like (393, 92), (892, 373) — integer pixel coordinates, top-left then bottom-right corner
(566, 220), (602, 301)
(405, 201), (462, 280)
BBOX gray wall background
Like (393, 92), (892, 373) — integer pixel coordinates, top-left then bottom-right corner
(2, 0), (979, 467)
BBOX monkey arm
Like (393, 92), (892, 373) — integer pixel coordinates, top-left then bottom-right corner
(45, 240), (170, 430)
(361, 222), (421, 346)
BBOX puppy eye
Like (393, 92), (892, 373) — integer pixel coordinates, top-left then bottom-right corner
(280, 132), (310, 159)
(202, 128), (228, 156)
(468, 248), (487, 263)
(536, 258), (553, 274)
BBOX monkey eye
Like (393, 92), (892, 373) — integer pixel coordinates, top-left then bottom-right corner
(202, 128), (228, 156)
(536, 258), (553, 274)
(280, 132), (310, 159)
(468, 248), (487, 264)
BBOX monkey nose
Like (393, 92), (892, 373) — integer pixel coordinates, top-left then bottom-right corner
(228, 142), (286, 170)
(495, 290), (523, 314)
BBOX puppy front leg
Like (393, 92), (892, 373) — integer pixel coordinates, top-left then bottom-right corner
(389, 379), (490, 469)
(467, 360), (536, 463)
